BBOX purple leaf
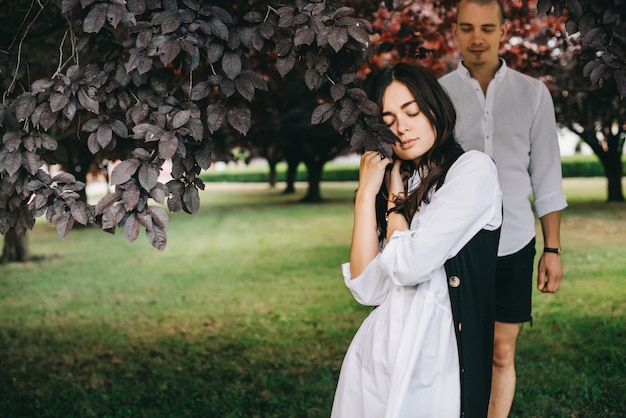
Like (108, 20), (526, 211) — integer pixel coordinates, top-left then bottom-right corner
(39, 133), (58, 151)
(304, 68), (324, 90)
(3, 152), (22, 176)
(110, 159), (140, 185)
(182, 184), (200, 214)
(138, 164), (159, 191)
(167, 192), (183, 212)
(49, 92), (70, 113)
(275, 37), (292, 57)
(195, 140), (213, 170)
(122, 183), (140, 210)
(226, 105), (251, 135)
(55, 212), (74, 239)
(206, 103), (226, 132)
(3, 132), (22, 152)
(95, 191), (122, 216)
(311, 103), (335, 124)
(158, 131), (178, 160)
(159, 39), (181, 66)
(190, 81), (210, 100)
(132, 123), (163, 142)
(106, 4), (125, 29)
(61, 0), (79, 14)
(82, 118), (102, 132)
(110, 119), (129, 138)
(22, 151), (41, 175)
(150, 183), (169, 205)
(276, 51), (297, 77)
(347, 25), (370, 46)
(259, 21), (275, 39)
(294, 27), (315, 46)
(171, 109), (191, 129)
(87, 132), (101, 154)
(155, 10), (182, 34)
(235, 74), (256, 102)
(328, 27), (349, 52)
(209, 17), (229, 41)
(52, 172), (76, 183)
(148, 206), (169, 229)
(78, 87), (100, 114)
(221, 51), (242, 80)
(11, 93), (36, 122)
(127, 102), (150, 125)
(31, 103), (58, 131)
(83, 3), (107, 33)
(124, 213), (140, 243)
(207, 42), (224, 63)
(70, 201), (89, 225)
(146, 224), (167, 251)
(331, 84), (345, 101)
(31, 78), (54, 93)
(101, 203), (125, 230)
(97, 124), (113, 148)
(127, 0), (146, 15)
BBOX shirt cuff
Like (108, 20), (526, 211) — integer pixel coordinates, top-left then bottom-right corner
(534, 193), (568, 218)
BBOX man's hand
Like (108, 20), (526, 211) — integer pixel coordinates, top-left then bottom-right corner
(537, 252), (563, 293)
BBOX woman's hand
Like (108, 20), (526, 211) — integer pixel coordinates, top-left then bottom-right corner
(357, 151), (391, 199)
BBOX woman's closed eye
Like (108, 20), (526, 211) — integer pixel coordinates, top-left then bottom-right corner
(383, 109), (421, 127)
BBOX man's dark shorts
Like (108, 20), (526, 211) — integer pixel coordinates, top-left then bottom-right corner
(495, 238), (536, 324)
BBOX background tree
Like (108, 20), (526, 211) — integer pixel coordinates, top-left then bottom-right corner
(539, 0), (625, 201)
(1, 0), (624, 261)
(364, 0), (624, 201)
(1, 0), (394, 256)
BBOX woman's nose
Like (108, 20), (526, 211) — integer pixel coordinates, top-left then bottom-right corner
(396, 117), (409, 135)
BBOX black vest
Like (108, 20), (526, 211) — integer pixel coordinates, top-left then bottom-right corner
(445, 227), (501, 418)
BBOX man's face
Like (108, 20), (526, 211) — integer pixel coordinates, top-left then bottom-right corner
(452, 1), (507, 71)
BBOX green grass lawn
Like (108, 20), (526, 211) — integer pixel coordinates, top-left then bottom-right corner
(1, 178), (625, 417)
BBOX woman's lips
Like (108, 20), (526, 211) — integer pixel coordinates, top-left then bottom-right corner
(400, 139), (416, 149)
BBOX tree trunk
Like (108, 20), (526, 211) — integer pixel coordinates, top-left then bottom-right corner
(284, 159), (298, 194)
(602, 151), (625, 202)
(1, 228), (29, 263)
(578, 125), (625, 202)
(302, 160), (324, 202)
(268, 161), (278, 188)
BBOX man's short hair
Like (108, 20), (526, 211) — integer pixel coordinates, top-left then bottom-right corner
(457, 0), (505, 24)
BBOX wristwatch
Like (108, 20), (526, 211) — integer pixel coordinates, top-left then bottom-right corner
(543, 247), (561, 255)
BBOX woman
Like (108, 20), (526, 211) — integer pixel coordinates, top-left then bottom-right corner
(331, 63), (502, 418)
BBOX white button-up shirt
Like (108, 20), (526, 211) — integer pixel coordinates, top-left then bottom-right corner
(440, 60), (567, 255)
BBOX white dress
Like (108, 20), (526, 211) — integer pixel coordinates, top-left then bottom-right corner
(331, 150), (503, 418)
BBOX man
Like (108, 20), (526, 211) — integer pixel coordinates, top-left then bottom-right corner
(439, 1), (568, 416)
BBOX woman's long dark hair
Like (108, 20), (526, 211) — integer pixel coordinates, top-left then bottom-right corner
(369, 62), (464, 239)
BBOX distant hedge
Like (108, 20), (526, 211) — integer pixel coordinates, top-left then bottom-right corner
(200, 156), (624, 183)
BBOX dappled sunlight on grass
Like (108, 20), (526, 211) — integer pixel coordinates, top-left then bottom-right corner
(1, 179), (625, 417)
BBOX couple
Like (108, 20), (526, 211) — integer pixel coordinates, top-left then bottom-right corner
(331, 0), (567, 417)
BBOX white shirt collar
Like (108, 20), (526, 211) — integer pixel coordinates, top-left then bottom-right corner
(456, 58), (508, 82)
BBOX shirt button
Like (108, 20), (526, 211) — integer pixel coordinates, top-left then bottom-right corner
(448, 275), (461, 288)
